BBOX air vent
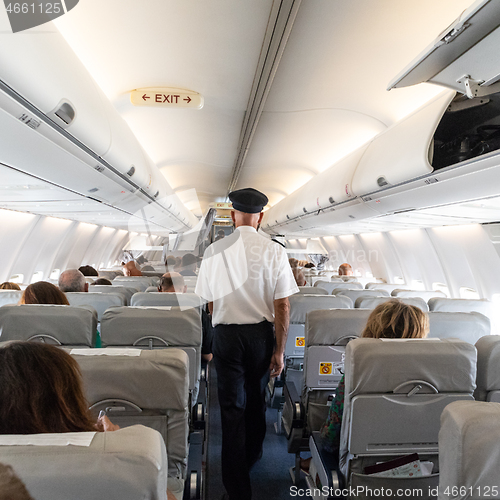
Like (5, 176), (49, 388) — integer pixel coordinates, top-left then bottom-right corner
(303, 207), (307, 213)
(88, 187), (99, 193)
(377, 176), (389, 187)
(329, 196), (335, 204)
(54, 101), (75, 125)
(94, 165), (105, 173)
(349, 215), (356, 219)
(127, 165), (136, 177)
(286, 215), (290, 219)
(154, 191), (159, 198)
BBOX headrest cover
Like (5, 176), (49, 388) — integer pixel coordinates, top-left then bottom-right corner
(475, 335), (500, 400)
(345, 338), (477, 395)
(0, 290), (22, 306)
(228, 187), (268, 213)
(297, 287), (327, 295)
(101, 306), (201, 347)
(428, 311), (490, 343)
(306, 309), (371, 345)
(392, 289), (446, 300)
(73, 349), (189, 409)
(131, 292), (202, 310)
(428, 297), (492, 317)
(439, 401), (500, 490)
(354, 296), (429, 311)
(0, 425), (167, 500)
(0, 305), (97, 346)
(334, 289), (390, 301)
(290, 295), (352, 323)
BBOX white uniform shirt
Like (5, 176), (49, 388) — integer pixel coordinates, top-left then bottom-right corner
(195, 226), (299, 326)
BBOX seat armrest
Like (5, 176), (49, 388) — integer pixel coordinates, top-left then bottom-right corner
(282, 380), (305, 439)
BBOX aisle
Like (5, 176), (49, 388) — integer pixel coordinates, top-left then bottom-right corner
(205, 364), (303, 500)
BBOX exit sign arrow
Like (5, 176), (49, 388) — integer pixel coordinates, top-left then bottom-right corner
(131, 88), (203, 109)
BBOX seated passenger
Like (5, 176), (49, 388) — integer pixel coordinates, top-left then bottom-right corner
(122, 261), (143, 277)
(301, 299), (429, 471)
(0, 282), (21, 290)
(164, 255), (177, 272)
(179, 253), (198, 276)
(292, 267), (307, 287)
(338, 263), (353, 276)
(78, 265), (98, 277)
(288, 258), (299, 269)
(304, 262), (315, 269)
(93, 277), (112, 286)
(58, 269), (88, 293)
(19, 281), (69, 305)
(214, 229), (225, 241)
(0, 463), (34, 500)
(159, 273), (213, 362)
(0, 342), (175, 499)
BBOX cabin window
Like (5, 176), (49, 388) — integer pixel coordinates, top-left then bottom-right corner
(9, 274), (24, 284)
(393, 276), (404, 284)
(460, 287), (480, 299)
(432, 90), (500, 170)
(411, 280), (425, 291)
(433, 282), (450, 297)
(30, 271), (44, 284)
(50, 269), (60, 280)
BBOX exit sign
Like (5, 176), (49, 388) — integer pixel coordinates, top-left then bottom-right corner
(130, 88), (203, 109)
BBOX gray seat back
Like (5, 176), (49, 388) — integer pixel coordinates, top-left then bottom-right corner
(392, 289), (446, 301)
(428, 311), (490, 344)
(314, 281), (363, 294)
(100, 306), (202, 398)
(354, 296), (429, 311)
(0, 290), (22, 306)
(145, 286), (159, 293)
(71, 348), (189, 482)
(334, 288), (389, 304)
(113, 277), (158, 292)
(287, 295), (353, 359)
(439, 401), (500, 494)
(0, 304), (97, 346)
(475, 335), (500, 402)
(89, 285), (139, 305)
(66, 292), (125, 321)
(297, 286), (328, 295)
(428, 297), (492, 319)
(0, 425), (168, 500)
(130, 292), (202, 310)
(365, 283), (410, 292)
(341, 338), (476, 477)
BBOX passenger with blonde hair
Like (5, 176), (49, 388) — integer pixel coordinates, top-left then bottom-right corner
(0, 282), (21, 290)
(19, 281), (69, 305)
(301, 299), (429, 471)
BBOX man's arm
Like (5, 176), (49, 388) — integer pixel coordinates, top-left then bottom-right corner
(269, 296), (290, 378)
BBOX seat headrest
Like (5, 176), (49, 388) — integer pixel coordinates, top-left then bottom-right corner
(428, 297), (492, 317)
(130, 292), (202, 310)
(297, 286), (328, 295)
(475, 335), (500, 400)
(334, 289), (390, 302)
(71, 348), (189, 410)
(0, 290), (22, 306)
(439, 401), (500, 490)
(101, 306), (201, 347)
(345, 338), (477, 395)
(354, 296), (429, 311)
(428, 311), (490, 343)
(0, 425), (167, 500)
(392, 289), (446, 300)
(0, 305), (97, 346)
(290, 295), (353, 323)
(66, 293), (125, 321)
(306, 309), (371, 345)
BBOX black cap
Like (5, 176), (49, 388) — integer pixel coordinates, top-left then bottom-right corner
(229, 188), (268, 214)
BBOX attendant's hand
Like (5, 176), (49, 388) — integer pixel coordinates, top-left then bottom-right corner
(269, 351), (284, 378)
(95, 414), (120, 432)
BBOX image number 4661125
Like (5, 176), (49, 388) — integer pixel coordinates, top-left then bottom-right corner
(3, 0), (79, 33)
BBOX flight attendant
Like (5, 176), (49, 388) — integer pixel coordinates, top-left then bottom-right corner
(196, 188), (298, 500)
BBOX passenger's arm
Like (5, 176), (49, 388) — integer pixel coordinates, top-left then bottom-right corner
(208, 301), (213, 315)
(95, 414), (120, 432)
(270, 297), (290, 378)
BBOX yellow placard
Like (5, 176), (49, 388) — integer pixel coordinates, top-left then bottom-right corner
(319, 362), (333, 375)
(295, 337), (305, 347)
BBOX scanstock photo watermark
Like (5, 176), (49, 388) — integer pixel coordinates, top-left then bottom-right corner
(3, 0), (78, 32)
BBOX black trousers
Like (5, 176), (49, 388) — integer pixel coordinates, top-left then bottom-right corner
(213, 321), (274, 500)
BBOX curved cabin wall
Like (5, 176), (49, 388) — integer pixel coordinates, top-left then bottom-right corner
(0, 24), (197, 232)
(263, 91), (455, 232)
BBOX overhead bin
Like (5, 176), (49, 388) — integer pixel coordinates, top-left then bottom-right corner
(387, 0), (500, 96)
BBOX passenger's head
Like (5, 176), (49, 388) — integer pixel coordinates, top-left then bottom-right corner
(158, 272), (186, 293)
(292, 267), (306, 287)
(19, 282), (69, 305)
(93, 278), (112, 286)
(0, 282), (21, 290)
(122, 261), (142, 276)
(181, 253), (197, 272)
(361, 299), (429, 340)
(338, 263), (353, 276)
(228, 188), (268, 229)
(0, 463), (34, 500)
(217, 229), (225, 238)
(165, 255), (177, 270)
(0, 342), (95, 434)
(288, 258), (299, 269)
(78, 265), (98, 277)
(304, 263), (315, 269)
(58, 269), (88, 293)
